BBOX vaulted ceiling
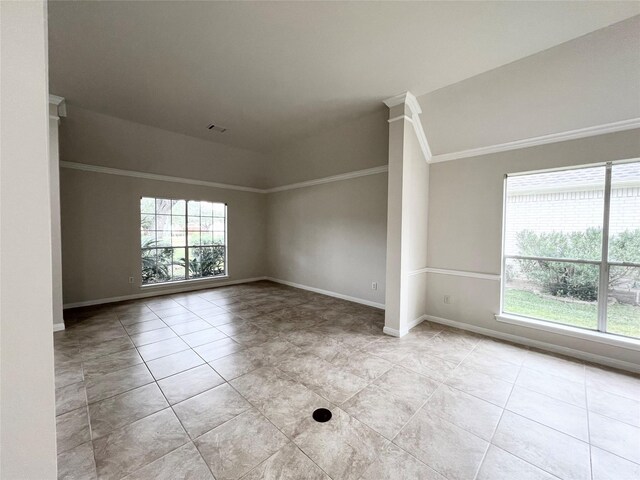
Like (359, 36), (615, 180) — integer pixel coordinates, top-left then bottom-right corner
(48, 1), (640, 153)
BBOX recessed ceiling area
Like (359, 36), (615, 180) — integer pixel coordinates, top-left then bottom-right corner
(48, 1), (640, 152)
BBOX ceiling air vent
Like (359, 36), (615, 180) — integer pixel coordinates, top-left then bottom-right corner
(207, 124), (227, 133)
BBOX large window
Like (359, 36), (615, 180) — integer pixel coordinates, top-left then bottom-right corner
(502, 160), (640, 339)
(140, 197), (227, 285)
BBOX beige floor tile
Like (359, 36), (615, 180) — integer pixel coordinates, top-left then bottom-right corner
(506, 385), (589, 441)
(57, 441), (97, 480)
(82, 348), (143, 377)
(373, 365), (440, 410)
(587, 387), (640, 427)
(195, 408), (289, 480)
(146, 349), (204, 380)
(130, 327), (177, 347)
(589, 412), (640, 464)
(424, 384), (503, 441)
(445, 364), (513, 407)
(56, 381), (87, 416)
(93, 408), (189, 480)
(476, 445), (555, 480)
(516, 367), (586, 407)
(591, 446), (640, 480)
(137, 337), (189, 362)
(360, 443), (445, 480)
(394, 408), (488, 480)
(121, 442), (213, 480)
(173, 383), (251, 438)
(57, 407), (91, 454)
(242, 442), (330, 480)
(292, 407), (388, 480)
(194, 337), (244, 362)
(85, 363), (154, 403)
(88, 383), (168, 439)
(157, 364), (225, 405)
(492, 411), (591, 480)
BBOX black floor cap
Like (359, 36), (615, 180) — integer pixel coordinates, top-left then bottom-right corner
(312, 408), (332, 423)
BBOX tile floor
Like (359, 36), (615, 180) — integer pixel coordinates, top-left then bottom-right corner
(54, 281), (640, 480)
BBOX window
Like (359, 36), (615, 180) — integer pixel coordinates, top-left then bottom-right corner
(140, 197), (227, 285)
(501, 160), (640, 339)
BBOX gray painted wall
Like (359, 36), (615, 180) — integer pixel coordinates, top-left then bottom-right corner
(425, 129), (640, 365)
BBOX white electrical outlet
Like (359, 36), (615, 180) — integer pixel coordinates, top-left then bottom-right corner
(444, 295), (452, 304)
(128, 276), (135, 284)
(371, 282), (378, 291)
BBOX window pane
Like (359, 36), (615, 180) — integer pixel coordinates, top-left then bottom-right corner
(608, 162), (640, 263)
(187, 247), (202, 278)
(171, 199), (185, 215)
(213, 203), (225, 217)
(188, 200), (201, 216)
(188, 232), (200, 247)
(188, 215), (200, 230)
(213, 232), (225, 245)
(155, 214), (172, 231)
(171, 216), (185, 232)
(171, 231), (186, 247)
(172, 248), (186, 280)
(141, 232), (155, 248)
(201, 217), (214, 230)
(213, 218), (225, 231)
(607, 266), (640, 339)
(505, 167), (605, 260)
(201, 246), (225, 277)
(140, 197), (155, 214)
(201, 232), (213, 245)
(156, 198), (172, 215)
(201, 202), (213, 216)
(156, 230), (171, 247)
(141, 214), (155, 231)
(504, 258), (599, 330)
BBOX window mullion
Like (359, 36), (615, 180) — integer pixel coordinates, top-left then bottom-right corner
(597, 163), (612, 333)
(184, 201), (189, 280)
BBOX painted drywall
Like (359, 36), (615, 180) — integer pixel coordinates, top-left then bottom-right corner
(426, 128), (640, 365)
(419, 15), (640, 154)
(0, 1), (58, 477)
(59, 105), (270, 188)
(265, 109), (388, 188)
(60, 168), (267, 306)
(266, 173), (388, 307)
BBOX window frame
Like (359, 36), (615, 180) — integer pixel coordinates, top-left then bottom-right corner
(498, 159), (640, 345)
(139, 196), (228, 287)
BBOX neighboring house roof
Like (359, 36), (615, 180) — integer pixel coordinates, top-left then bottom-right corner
(509, 162), (640, 194)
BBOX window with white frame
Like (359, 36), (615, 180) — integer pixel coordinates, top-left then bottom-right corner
(140, 197), (227, 285)
(501, 160), (640, 339)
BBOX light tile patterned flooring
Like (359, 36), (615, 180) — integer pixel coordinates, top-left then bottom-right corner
(55, 281), (640, 480)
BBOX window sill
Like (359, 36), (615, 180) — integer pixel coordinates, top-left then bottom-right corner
(141, 275), (229, 289)
(495, 313), (640, 351)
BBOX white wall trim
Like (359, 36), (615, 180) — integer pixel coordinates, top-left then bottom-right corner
(60, 161), (265, 193)
(265, 277), (385, 310)
(430, 118), (640, 163)
(264, 165), (389, 193)
(423, 314), (640, 374)
(410, 267), (501, 281)
(384, 91), (432, 163)
(60, 161), (389, 195)
(63, 276), (268, 309)
(496, 313), (640, 352)
(383, 314), (425, 338)
(53, 323), (65, 332)
(49, 94), (66, 120)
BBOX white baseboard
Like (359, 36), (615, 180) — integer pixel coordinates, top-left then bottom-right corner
(423, 314), (640, 374)
(265, 277), (385, 310)
(53, 322), (65, 332)
(63, 276), (268, 309)
(383, 315), (426, 338)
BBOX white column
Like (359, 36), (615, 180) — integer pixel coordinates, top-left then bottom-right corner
(383, 92), (431, 337)
(50, 96), (66, 330)
(0, 1), (59, 476)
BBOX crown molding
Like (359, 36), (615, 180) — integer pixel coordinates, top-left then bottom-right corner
(265, 165), (388, 193)
(384, 91), (433, 163)
(430, 117), (640, 163)
(49, 94), (66, 120)
(60, 161), (389, 194)
(60, 161), (265, 193)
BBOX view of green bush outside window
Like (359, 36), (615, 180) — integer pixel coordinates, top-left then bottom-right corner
(140, 197), (227, 285)
(502, 160), (640, 339)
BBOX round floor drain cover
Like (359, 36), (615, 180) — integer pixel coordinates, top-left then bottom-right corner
(312, 408), (332, 423)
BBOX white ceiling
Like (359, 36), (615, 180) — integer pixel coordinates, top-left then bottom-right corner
(48, 1), (640, 153)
